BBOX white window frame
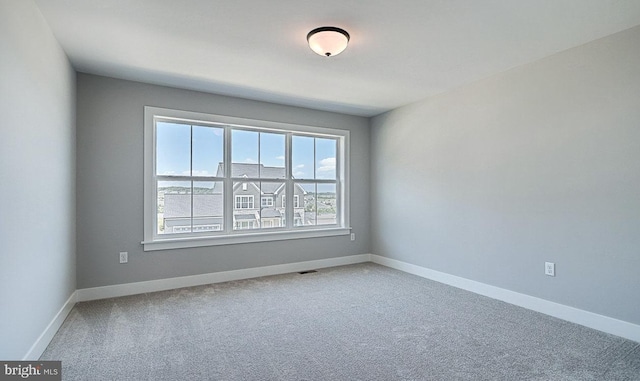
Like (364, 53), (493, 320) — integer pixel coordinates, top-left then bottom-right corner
(261, 196), (274, 208)
(142, 106), (350, 251)
(235, 195), (254, 209)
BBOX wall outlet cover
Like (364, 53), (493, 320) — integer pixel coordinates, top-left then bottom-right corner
(545, 262), (555, 276)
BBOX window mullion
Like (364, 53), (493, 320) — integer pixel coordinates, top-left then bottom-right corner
(313, 137), (317, 179)
(190, 125), (194, 233)
(336, 137), (343, 227)
(285, 133), (294, 228)
(150, 117), (159, 240)
(258, 133), (262, 227)
(336, 178), (342, 226)
(313, 183), (318, 225)
(224, 126), (233, 234)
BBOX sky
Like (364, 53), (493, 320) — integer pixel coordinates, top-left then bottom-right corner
(156, 121), (337, 181)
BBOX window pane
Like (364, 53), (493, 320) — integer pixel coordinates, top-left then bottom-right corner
(192, 125), (223, 177)
(299, 183), (316, 226)
(232, 130), (258, 177)
(295, 182), (337, 226)
(260, 132), (285, 179)
(158, 180), (191, 234)
(261, 196), (274, 208)
(291, 185), (304, 227)
(193, 181), (223, 232)
(156, 122), (190, 176)
(292, 135), (314, 179)
(316, 138), (337, 180)
(260, 181), (285, 229)
(317, 183), (337, 225)
(233, 181), (258, 231)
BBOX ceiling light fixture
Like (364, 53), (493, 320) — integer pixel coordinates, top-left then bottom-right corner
(307, 26), (350, 57)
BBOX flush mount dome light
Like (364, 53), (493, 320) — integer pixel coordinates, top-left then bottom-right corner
(307, 26), (350, 57)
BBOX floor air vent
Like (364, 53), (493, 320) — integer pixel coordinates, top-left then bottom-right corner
(298, 270), (318, 274)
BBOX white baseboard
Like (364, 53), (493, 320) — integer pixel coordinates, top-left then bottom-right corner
(24, 291), (77, 360)
(76, 254), (371, 302)
(371, 254), (640, 343)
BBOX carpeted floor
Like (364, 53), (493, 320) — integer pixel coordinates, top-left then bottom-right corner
(41, 263), (640, 380)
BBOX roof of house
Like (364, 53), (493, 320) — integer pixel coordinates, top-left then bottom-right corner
(261, 209), (281, 218)
(235, 214), (257, 221)
(164, 163), (308, 220)
(232, 181), (284, 195)
(212, 163), (294, 194)
(164, 194), (223, 218)
(212, 163), (306, 195)
(164, 194), (287, 220)
(217, 162), (285, 179)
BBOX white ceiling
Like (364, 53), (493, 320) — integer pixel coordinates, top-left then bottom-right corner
(34, 0), (640, 117)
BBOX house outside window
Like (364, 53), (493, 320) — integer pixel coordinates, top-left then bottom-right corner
(143, 106), (350, 250)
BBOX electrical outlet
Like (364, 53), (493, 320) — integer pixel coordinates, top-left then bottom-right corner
(350, 233), (355, 241)
(545, 262), (555, 276)
(119, 251), (128, 264)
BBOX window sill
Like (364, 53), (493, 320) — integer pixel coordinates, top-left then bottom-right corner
(142, 227), (351, 251)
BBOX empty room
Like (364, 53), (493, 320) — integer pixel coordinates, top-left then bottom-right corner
(1, 0), (639, 380)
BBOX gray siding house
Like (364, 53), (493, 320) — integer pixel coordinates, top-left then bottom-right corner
(163, 163), (306, 232)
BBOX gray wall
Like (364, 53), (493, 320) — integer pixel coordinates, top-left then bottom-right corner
(0, 0), (76, 359)
(371, 26), (640, 325)
(76, 74), (370, 289)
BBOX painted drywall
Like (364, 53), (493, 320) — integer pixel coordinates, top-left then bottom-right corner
(0, 0), (76, 359)
(75, 74), (370, 289)
(371, 25), (640, 325)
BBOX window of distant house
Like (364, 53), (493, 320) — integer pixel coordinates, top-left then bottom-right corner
(261, 197), (274, 207)
(235, 195), (254, 209)
(143, 106), (350, 251)
(235, 220), (255, 230)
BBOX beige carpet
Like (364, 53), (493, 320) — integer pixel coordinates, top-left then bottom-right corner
(41, 263), (640, 380)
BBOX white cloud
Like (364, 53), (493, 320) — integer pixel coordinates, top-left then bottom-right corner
(293, 171), (305, 177)
(244, 158), (257, 164)
(296, 164), (305, 168)
(319, 157), (335, 166)
(317, 157), (335, 172)
(276, 155), (285, 161)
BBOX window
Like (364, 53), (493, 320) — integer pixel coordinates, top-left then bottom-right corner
(235, 220), (255, 230)
(143, 107), (350, 250)
(235, 195), (254, 209)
